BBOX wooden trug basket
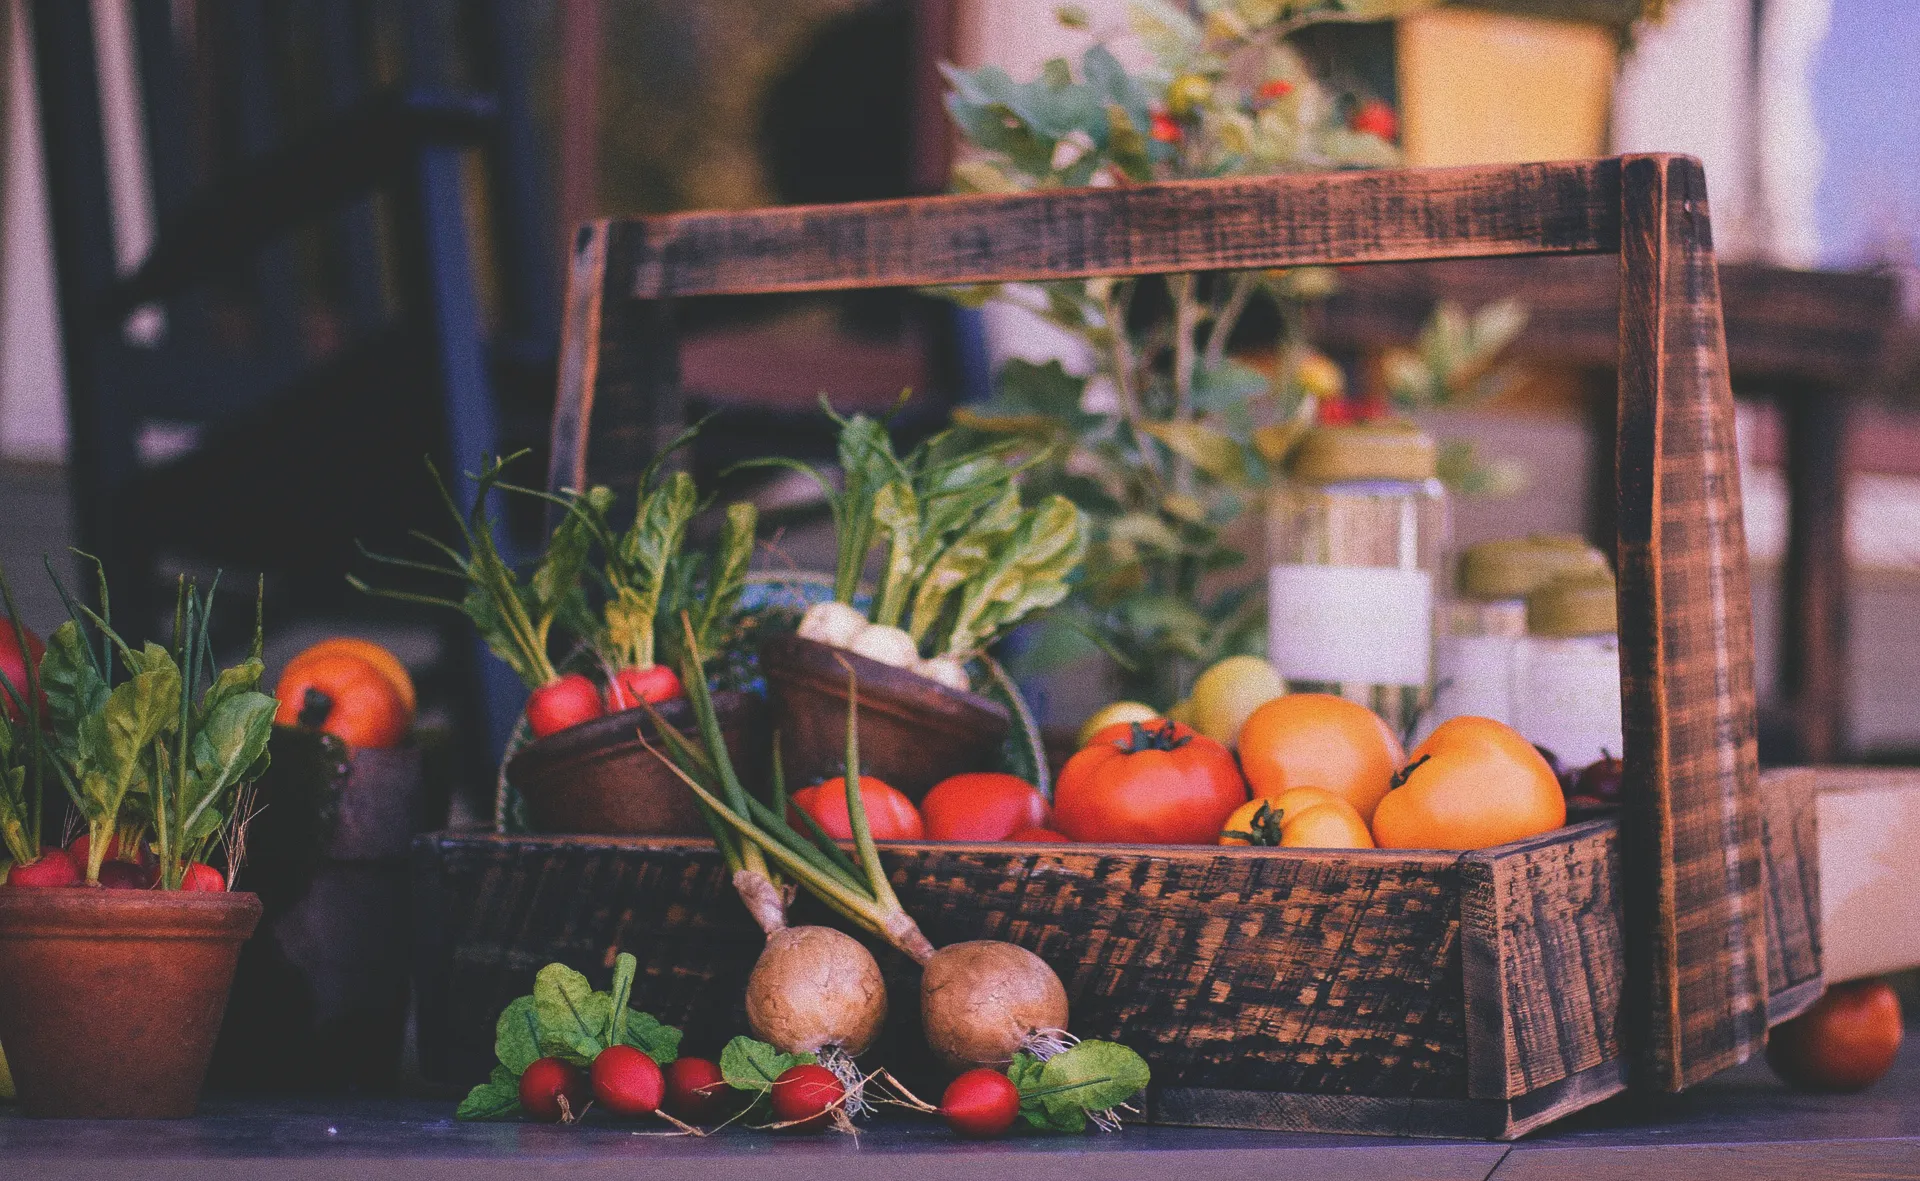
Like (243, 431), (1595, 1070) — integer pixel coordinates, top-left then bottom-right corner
(415, 155), (1820, 1139)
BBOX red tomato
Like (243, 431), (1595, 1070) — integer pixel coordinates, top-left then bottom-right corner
(0, 618), (44, 723)
(921, 773), (1049, 841)
(274, 652), (410, 748)
(1150, 111), (1183, 143)
(1009, 827), (1069, 843)
(791, 776), (924, 841)
(1053, 720), (1248, 844)
(1351, 99), (1399, 141)
(608, 664), (683, 710)
(525, 673), (605, 738)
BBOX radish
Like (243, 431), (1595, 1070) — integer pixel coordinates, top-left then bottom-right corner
(652, 642), (1074, 1076)
(179, 862), (225, 892)
(5, 848), (78, 888)
(518, 1056), (588, 1123)
(663, 1056), (728, 1121)
(940, 1068), (1021, 1139)
(846, 622), (917, 669)
(590, 1044), (665, 1117)
(769, 1063), (845, 1131)
(797, 601), (869, 649)
(526, 673), (604, 738)
(607, 664), (682, 711)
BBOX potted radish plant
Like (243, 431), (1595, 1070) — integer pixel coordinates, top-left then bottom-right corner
(0, 567), (275, 1118)
(356, 453), (762, 835)
(748, 404), (1087, 799)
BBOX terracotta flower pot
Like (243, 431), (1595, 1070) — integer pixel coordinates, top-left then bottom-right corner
(506, 691), (765, 835)
(0, 886), (262, 1118)
(761, 633), (1011, 802)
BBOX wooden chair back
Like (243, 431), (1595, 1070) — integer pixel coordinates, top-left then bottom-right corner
(547, 155), (1765, 1092)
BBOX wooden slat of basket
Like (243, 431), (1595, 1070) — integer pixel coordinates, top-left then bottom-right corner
(1757, 767), (1822, 1019)
(1615, 155), (1768, 1089)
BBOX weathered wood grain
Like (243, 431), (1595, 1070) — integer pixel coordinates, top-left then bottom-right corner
(620, 160), (1623, 298)
(1613, 154), (1768, 1091)
(1757, 767), (1822, 1017)
(1462, 821), (1623, 1102)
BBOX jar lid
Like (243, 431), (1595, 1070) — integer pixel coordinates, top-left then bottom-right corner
(1527, 571), (1618, 637)
(1290, 423), (1436, 484)
(1458, 534), (1608, 600)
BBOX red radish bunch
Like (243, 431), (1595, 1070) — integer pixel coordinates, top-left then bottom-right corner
(518, 1057), (589, 1123)
(525, 673), (604, 738)
(663, 1057), (728, 1121)
(770, 1063), (846, 1131)
(590, 1045), (665, 1116)
(5, 848), (78, 887)
(607, 664), (683, 712)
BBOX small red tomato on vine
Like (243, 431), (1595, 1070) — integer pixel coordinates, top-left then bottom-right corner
(1351, 99), (1399, 141)
(1150, 111), (1183, 143)
(1256, 79), (1294, 103)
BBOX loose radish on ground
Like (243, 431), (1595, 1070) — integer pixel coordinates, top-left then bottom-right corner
(590, 1045), (666, 1116)
(940, 1068), (1021, 1139)
(769, 1063), (845, 1131)
(663, 1057), (728, 1121)
(518, 1057), (588, 1123)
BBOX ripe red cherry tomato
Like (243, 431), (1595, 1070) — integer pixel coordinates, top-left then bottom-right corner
(525, 673), (605, 738)
(1053, 720), (1247, 844)
(591, 1044), (666, 1116)
(941, 1068), (1021, 1139)
(790, 776), (925, 841)
(518, 1056), (589, 1122)
(608, 664), (683, 710)
(770, 1063), (845, 1131)
(1767, 979), (1903, 1092)
(921, 773), (1049, 841)
(664, 1057), (728, 1122)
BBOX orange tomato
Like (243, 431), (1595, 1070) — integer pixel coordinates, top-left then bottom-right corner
(283, 638), (416, 719)
(1237, 694), (1404, 822)
(1218, 794), (1373, 848)
(274, 651), (410, 749)
(1054, 720), (1247, 844)
(1371, 716), (1565, 850)
(1767, 979), (1903, 1092)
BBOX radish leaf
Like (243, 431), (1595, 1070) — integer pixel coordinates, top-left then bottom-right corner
(532, 962), (606, 1066)
(719, 1035), (815, 1094)
(494, 996), (542, 1075)
(1036, 1039), (1150, 1116)
(456, 1066), (522, 1121)
(617, 1009), (681, 1065)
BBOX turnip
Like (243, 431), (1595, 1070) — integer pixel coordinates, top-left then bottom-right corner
(846, 622), (917, 669)
(797, 601), (869, 649)
(914, 655), (970, 693)
(651, 638), (1073, 1077)
(746, 926), (887, 1056)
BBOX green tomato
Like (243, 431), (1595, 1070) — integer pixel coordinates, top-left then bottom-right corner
(1189, 655), (1286, 747)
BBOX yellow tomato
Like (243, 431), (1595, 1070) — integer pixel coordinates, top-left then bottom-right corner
(1077, 701), (1161, 749)
(1218, 792), (1373, 849)
(1189, 655), (1286, 747)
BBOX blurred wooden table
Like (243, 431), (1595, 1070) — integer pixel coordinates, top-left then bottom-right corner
(5, 1039), (1918, 1178)
(1320, 258), (1902, 763)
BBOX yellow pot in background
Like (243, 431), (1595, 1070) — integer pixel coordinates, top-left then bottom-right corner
(1397, 8), (1617, 167)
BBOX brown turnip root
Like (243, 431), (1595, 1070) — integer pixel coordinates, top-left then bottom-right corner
(746, 926), (887, 1056)
(920, 940), (1068, 1071)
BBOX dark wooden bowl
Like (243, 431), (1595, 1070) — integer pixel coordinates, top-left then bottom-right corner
(505, 691), (765, 836)
(760, 632), (1011, 802)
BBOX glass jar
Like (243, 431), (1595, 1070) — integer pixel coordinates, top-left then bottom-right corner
(1424, 536), (1609, 738)
(1266, 424), (1449, 739)
(1511, 571), (1624, 771)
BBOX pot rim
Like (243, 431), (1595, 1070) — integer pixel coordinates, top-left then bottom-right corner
(762, 633), (1010, 730)
(0, 886), (262, 939)
(506, 689), (756, 783)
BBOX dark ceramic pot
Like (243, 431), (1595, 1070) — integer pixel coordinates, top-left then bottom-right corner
(0, 886), (262, 1118)
(506, 691), (765, 835)
(760, 633), (1011, 802)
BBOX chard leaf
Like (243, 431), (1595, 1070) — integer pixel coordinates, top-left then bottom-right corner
(719, 1035), (814, 1094)
(494, 995), (542, 1075)
(687, 501), (757, 658)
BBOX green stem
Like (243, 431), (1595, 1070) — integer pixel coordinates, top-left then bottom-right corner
(1169, 273), (1199, 497)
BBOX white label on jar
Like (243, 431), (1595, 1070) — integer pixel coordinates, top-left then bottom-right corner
(1511, 637), (1624, 769)
(1427, 634), (1518, 734)
(1268, 564), (1433, 687)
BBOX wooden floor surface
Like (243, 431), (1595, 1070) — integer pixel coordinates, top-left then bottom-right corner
(6, 1031), (1919, 1179)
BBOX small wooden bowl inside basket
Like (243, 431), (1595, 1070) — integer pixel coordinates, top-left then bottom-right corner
(760, 632), (1011, 802)
(506, 691), (765, 836)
